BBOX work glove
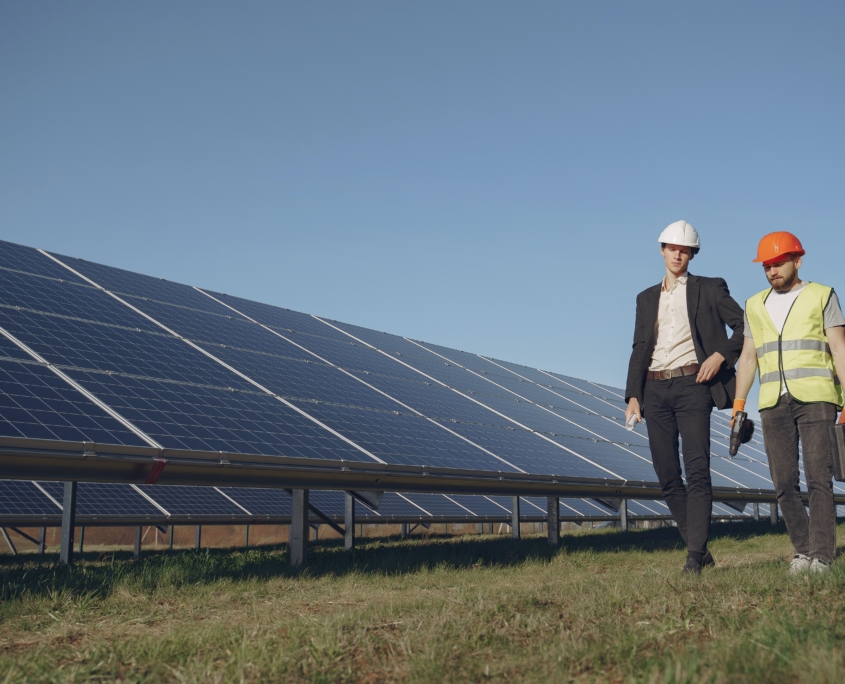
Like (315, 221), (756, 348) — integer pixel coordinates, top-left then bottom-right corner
(730, 399), (746, 429)
(839, 410), (845, 425)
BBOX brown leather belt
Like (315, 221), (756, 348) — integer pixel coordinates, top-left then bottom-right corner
(646, 363), (700, 382)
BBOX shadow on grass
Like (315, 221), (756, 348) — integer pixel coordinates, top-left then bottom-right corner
(0, 520), (792, 603)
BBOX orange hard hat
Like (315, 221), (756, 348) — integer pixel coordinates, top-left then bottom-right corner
(753, 232), (805, 264)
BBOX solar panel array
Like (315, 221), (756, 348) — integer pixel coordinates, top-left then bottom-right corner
(0, 239), (836, 528)
(2, 478), (762, 528)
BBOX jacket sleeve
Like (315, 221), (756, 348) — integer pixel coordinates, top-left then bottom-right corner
(625, 293), (648, 403)
(712, 278), (745, 367)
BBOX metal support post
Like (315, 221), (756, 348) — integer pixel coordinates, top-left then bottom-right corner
(620, 499), (628, 531)
(134, 526), (142, 557)
(169, 525), (174, 550)
(244, 524), (250, 548)
(511, 496), (521, 540)
(477, 522), (483, 535)
(39, 526), (46, 554)
(78, 526), (85, 555)
(344, 493), (355, 551)
(195, 525), (201, 550)
(289, 488), (309, 567)
(753, 503), (760, 521)
(59, 481), (77, 565)
(770, 502), (778, 525)
(400, 523), (409, 539)
(547, 496), (560, 546)
(1, 528), (17, 555)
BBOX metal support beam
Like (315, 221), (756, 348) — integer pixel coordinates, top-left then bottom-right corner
(195, 525), (201, 550)
(753, 503), (760, 521)
(289, 488), (309, 567)
(620, 499), (628, 531)
(1, 527), (17, 555)
(59, 481), (77, 565)
(770, 502), (778, 525)
(547, 496), (560, 546)
(39, 526), (46, 554)
(169, 525), (174, 550)
(344, 492), (355, 551)
(511, 496), (521, 540)
(244, 524), (250, 549)
(134, 526), (142, 557)
(77, 526), (85, 555)
(400, 523), (409, 539)
(477, 522), (483, 535)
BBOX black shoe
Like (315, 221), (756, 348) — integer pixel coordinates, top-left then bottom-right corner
(702, 551), (715, 568)
(683, 556), (702, 575)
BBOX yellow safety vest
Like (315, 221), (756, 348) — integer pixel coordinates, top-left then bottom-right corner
(745, 282), (843, 410)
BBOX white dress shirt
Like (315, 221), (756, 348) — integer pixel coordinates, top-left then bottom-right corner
(649, 274), (699, 371)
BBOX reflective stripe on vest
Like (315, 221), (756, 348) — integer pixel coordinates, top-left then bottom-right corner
(745, 282), (844, 410)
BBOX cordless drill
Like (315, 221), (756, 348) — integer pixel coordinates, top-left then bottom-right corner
(729, 411), (755, 457)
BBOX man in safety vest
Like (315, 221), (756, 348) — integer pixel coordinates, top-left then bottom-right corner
(734, 232), (845, 574)
(625, 221), (745, 575)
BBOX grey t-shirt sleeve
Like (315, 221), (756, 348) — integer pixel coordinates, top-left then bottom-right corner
(743, 311), (753, 338)
(825, 290), (845, 329)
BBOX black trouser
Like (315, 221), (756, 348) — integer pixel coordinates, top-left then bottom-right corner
(760, 396), (836, 562)
(643, 374), (714, 558)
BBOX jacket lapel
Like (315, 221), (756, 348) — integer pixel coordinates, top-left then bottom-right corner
(644, 284), (661, 351)
(686, 273), (700, 329)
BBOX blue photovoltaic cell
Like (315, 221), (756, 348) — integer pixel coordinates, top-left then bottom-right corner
(307, 489), (346, 517)
(209, 291), (354, 340)
(0, 308), (254, 391)
(0, 359), (147, 445)
(36, 481), (162, 516)
(211, 345), (402, 411)
(0, 480), (59, 515)
(402, 493), (476, 517)
(218, 487), (293, 516)
(0, 332), (33, 361)
(370, 492), (431, 518)
(437, 419), (615, 478)
(46, 250), (229, 314)
(0, 269), (158, 332)
(446, 495), (507, 517)
(138, 485), (247, 516)
(63, 368), (370, 459)
(0, 242), (88, 283)
(292, 400), (515, 471)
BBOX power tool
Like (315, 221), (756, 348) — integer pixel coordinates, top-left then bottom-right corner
(729, 411), (755, 457)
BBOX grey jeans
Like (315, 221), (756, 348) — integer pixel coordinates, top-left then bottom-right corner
(761, 396), (837, 562)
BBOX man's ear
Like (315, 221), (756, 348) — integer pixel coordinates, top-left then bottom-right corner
(794, 255), (802, 270)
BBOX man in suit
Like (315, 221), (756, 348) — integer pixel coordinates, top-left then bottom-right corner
(624, 221), (745, 574)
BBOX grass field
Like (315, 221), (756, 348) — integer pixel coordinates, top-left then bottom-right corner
(2, 522), (845, 683)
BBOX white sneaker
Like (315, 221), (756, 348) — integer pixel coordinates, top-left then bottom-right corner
(788, 554), (812, 575)
(809, 558), (831, 574)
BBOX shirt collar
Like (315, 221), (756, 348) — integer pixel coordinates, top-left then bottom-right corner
(662, 273), (688, 292)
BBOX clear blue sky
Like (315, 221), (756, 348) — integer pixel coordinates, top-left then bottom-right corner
(2, 2), (843, 410)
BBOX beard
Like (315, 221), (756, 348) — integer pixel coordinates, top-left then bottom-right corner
(768, 270), (798, 292)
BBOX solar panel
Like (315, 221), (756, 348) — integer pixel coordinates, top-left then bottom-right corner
(0, 480), (59, 516)
(217, 487), (293, 517)
(36, 481), (162, 517)
(137, 485), (248, 517)
(0, 359), (148, 445)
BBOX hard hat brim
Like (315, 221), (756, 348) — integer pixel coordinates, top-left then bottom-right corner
(753, 250), (805, 264)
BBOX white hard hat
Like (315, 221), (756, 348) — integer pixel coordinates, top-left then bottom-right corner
(658, 220), (700, 250)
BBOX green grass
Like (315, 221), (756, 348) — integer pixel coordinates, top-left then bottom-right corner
(2, 522), (845, 683)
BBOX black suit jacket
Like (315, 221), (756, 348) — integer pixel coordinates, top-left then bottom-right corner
(625, 274), (745, 412)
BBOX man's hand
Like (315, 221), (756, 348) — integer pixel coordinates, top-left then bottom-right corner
(696, 351), (725, 383)
(625, 398), (642, 427)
